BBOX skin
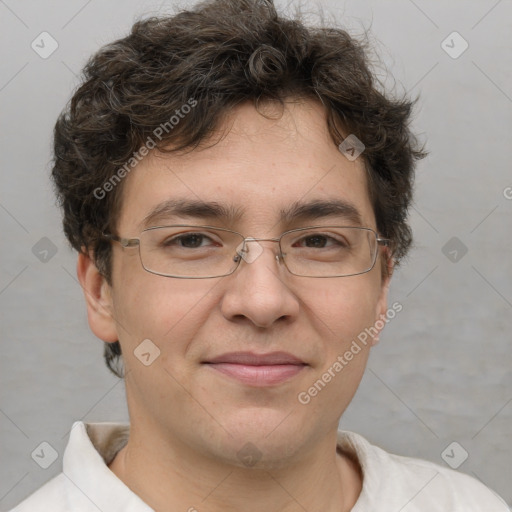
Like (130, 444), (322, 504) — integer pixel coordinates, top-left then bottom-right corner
(77, 98), (391, 512)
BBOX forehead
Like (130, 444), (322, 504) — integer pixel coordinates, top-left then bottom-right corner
(117, 99), (375, 233)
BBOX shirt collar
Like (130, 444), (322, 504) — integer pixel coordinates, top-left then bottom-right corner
(63, 421), (154, 511)
(64, 421), (372, 511)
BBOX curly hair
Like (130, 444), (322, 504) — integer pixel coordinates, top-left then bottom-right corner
(52, 0), (426, 378)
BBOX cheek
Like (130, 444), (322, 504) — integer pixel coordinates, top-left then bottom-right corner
(295, 277), (381, 419)
(302, 273), (382, 345)
(299, 275), (382, 409)
(111, 269), (219, 361)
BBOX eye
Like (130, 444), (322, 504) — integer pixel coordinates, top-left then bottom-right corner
(293, 233), (348, 249)
(163, 232), (219, 249)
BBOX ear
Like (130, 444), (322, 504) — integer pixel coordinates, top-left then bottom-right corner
(76, 250), (118, 343)
(371, 255), (394, 346)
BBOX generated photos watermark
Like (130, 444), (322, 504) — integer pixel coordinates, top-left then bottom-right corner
(298, 301), (403, 405)
(93, 98), (197, 200)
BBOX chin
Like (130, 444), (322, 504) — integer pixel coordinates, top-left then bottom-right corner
(209, 437), (305, 471)
(203, 408), (311, 468)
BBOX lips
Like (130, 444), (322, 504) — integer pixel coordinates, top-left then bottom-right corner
(203, 351), (307, 386)
(205, 351), (305, 365)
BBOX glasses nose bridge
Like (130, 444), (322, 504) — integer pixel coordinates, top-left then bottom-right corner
(244, 236), (280, 244)
(243, 236), (282, 255)
(236, 236), (285, 266)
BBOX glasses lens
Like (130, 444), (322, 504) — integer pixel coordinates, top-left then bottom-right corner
(280, 227), (377, 277)
(139, 226), (244, 278)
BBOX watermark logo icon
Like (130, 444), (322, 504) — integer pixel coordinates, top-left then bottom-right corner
(237, 442), (262, 467)
(31, 32), (59, 59)
(441, 441), (468, 469)
(31, 441), (58, 469)
(441, 31), (469, 59)
(441, 236), (468, 263)
(338, 134), (365, 161)
(134, 339), (160, 366)
(32, 237), (58, 263)
(235, 238), (264, 264)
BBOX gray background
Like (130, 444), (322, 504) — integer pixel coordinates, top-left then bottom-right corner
(1, 0), (511, 509)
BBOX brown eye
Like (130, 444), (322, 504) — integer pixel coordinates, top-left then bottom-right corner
(293, 234), (347, 249)
(163, 233), (217, 249)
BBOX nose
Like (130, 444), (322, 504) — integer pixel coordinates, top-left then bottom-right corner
(220, 241), (300, 328)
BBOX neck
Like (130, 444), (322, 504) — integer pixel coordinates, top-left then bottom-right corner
(108, 422), (362, 512)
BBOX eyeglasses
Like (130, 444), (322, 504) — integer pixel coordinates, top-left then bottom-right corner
(103, 225), (389, 279)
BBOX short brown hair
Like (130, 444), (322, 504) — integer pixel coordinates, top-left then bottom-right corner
(52, 0), (426, 378)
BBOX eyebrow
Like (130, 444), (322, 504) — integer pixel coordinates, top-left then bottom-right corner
(140, 199), (244, 229)
(140, 198), (363, 229)
(280, 199), (363, 226)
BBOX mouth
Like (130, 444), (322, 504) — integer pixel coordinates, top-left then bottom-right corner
(202, 351), (308, 387)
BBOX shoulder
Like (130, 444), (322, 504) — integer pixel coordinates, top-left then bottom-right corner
(9, 421), (133, 512)
(9, 473), (71, 512)
(338, 431), (509, 511)
(393, 454), (508, 510)
(9, 471), (117, 511)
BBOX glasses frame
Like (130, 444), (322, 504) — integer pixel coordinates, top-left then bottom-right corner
(103, 224), (390, 279)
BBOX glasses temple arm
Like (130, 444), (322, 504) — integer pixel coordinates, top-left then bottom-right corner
(102, 233), (140, 248)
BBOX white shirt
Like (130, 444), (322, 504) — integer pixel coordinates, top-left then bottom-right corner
(10, 421), (509, 511)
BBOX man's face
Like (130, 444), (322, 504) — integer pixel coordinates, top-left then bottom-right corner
(95, 99), (390, 467)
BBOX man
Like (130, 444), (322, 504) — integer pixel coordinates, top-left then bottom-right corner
(11, 0), (508, 510)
